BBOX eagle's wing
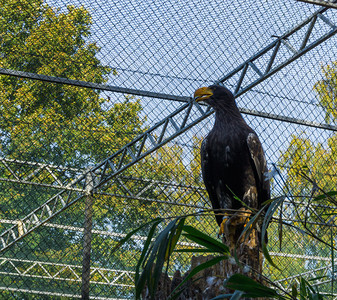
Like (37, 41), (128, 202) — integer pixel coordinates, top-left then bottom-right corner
(200, 138), (223, 226)
(247, 133), (270, 204)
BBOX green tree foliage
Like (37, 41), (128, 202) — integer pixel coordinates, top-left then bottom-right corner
(280, 62), (337, 198)
(276, 62), (337, 295)
(0, 0), (144, 166)
(0, 0), (146, 221)
(0, 1), (213, 298)
(0, 1), (145, 297)
(280, 62), (337, 194)
(314, 62), (337, 124)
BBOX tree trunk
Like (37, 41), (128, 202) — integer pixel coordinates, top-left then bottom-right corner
(142, 214), (264, 299)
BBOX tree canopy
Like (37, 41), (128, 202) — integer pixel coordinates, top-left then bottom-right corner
(280, 62), (337, 198)
(276, 61), (337, 292)
(0, 1), (209, 298)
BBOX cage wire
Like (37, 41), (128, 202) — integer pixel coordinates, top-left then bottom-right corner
(0, 0), (337, 299)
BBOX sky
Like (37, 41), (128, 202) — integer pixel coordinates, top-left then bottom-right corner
(43, 0), (337, 180)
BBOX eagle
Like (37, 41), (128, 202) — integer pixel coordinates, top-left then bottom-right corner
(194, 85), (270, 246)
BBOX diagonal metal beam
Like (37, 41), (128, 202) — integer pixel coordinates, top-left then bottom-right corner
(297, 0), (337, 9)
(215, 6), (336, 88)
(0, 157), (209, 208)
(0, 69), (190, 103)
(1, 6), (337, 253)
(0, 286), (123, 300)
(275, 264), (334, 289)
(0, 157), (86, 192)
(0, 256), (332, 288)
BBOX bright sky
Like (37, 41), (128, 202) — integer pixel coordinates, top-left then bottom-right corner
(44, 0), (337, 178)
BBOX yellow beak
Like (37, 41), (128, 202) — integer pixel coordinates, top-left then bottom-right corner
(194, 87), (213, 102)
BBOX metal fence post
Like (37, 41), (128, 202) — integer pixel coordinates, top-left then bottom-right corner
(81, 171), (94, 300)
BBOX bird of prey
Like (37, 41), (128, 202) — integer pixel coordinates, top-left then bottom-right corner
(194, 85), (270, 246)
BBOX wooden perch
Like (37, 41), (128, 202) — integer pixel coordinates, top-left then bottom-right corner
(142, 218), (265, 299)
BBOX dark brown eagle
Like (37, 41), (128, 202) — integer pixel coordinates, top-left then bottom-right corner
(194, 85), (270, 245)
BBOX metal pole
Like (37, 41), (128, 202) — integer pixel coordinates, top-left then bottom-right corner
(296, 0), (337, 9)
(81, 172), (94, 300)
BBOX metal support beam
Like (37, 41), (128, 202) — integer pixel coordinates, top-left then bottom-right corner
(0, 68), (190, 103)
(0, 157), (86, 192)
(2, 157), (337, 218)
(81, 172), (94, 300)
(297, 0), (337, 9)
(0, 257), (333, 298)
(0, 287), (124, 300)
(1, 6), (336, 253)
(0, 157), (208, 208)
(275, 264), (334, 288)
(216, 7), (337, 90)
(0, 257), (134, 287)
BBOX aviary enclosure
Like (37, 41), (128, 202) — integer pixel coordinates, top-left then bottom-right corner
(0, 0), (337, 298)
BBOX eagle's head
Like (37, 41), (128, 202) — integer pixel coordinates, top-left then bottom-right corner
(194, 85), (236, 110)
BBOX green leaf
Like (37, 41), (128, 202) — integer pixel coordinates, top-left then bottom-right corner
(261, 198), (275, 206)
(262, 241), (280, 270)
(183, 234), (229, 255)
(300, 277), (308, 300)
(112, 217), (163, 254)
(182, 225), (229, 254)
(135, 217), (186, 299)
(148, 218), (183, 298)
(169, 255), (228, 300)
(291, 283), (298, 298)
(210, 294), (234, 299)
(313, 191), (337, 201)
(308, 275), (328, 282)
(135, 219), (162, 299)
(260, 196), (285, 270)
(225, 274), (279, 298)
(165, 217), (185, 260)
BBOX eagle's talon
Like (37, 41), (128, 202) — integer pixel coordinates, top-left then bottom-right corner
(245, 229), (258, 249)
(230, 207), (251, 227)
(218, 216), (229, 236)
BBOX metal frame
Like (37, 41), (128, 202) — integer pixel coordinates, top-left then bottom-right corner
(275, 263), (336, 291)
(296, 0), (337, 9)
(1, 6), (337, 253)
(0, 68), (190, 103)
(0, 287), (125, 300)
(0, 158), (208, 209)
(0, 257), (134, 288)
(0, 256), (333, 298)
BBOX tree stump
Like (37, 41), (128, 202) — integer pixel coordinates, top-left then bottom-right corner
(221, 207), (264, 284)
(142, 210), (265, 299)
(142, 233), (264, 298)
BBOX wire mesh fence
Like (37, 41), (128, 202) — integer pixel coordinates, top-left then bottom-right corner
(0, 0), (337, 298)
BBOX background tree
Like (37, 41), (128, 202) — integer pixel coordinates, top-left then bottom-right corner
(274, 61), (337, 295)
(0, 1), (146, 298)
(279, 61), (337, 204)
(0, 1), (214, 298)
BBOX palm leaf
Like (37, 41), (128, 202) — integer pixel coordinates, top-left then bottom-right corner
(135, 217), (185, 299)
(169, 255), (228, 300)
(225, 274), (280, 298)
(182, 225), (229, 254)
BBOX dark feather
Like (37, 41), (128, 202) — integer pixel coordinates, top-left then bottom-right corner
(196, 85), (270, 228)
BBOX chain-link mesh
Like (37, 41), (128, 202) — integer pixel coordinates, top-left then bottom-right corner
(1, 0), (337, 298)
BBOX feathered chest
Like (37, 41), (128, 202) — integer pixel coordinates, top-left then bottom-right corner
(205, 126), (251, 169)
